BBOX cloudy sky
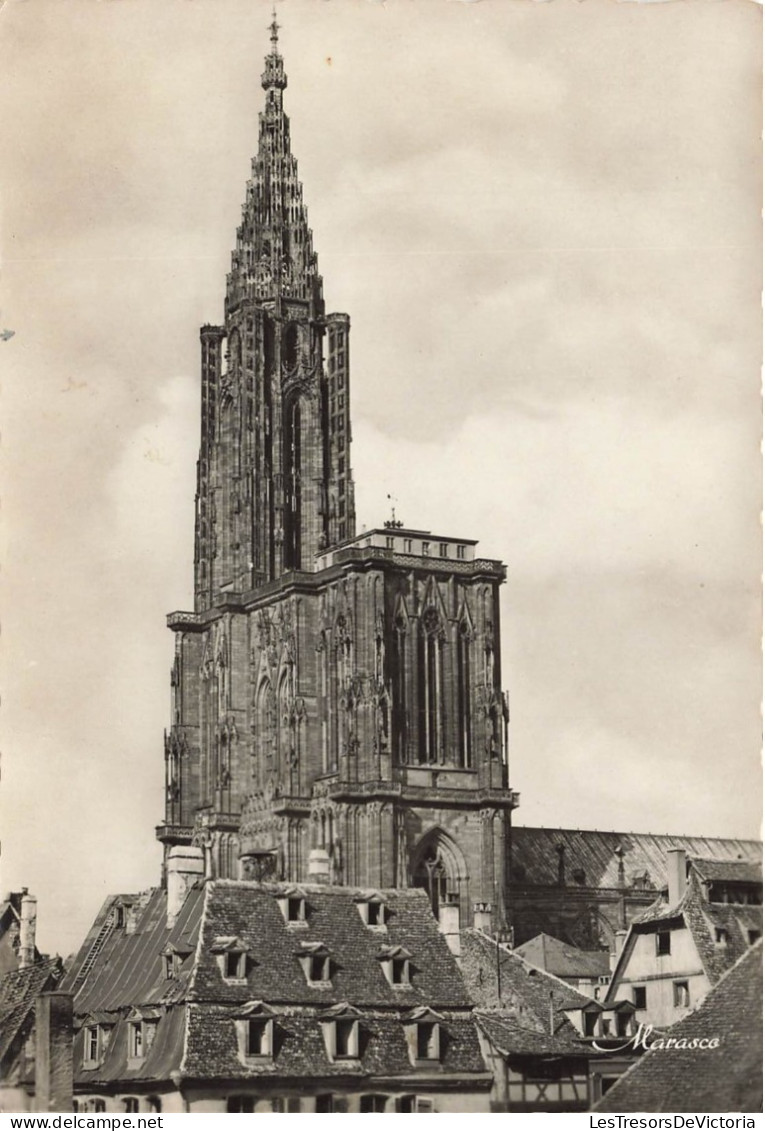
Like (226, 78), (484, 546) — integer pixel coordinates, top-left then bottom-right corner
(1, 0), (761, 956)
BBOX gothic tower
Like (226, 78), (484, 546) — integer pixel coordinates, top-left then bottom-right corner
(157, 22), (519, 928)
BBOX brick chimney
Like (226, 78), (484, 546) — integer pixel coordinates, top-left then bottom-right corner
(166, 846), (204, 928)
(667, 848), (687, 907)
(438, 893), (461, 958)
(19, 891), (37, 969)
(35, 992), (74, 1112)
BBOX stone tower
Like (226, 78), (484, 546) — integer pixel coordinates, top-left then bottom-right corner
(156, 21), (519, 928)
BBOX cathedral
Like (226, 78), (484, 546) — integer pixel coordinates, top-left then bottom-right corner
(156, 19), (518, 930)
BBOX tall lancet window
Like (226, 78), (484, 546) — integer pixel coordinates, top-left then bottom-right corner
(417, 609), (443, 765)
(392, 614), (408, 763)
(284, 398), (302, 568)
(457, 619), (472, 768)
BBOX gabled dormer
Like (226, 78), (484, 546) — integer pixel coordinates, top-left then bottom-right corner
(319, 1002), (362, 1062)
(296, 941), (332, 987)
(276, 887), (309, 927)
(211, 936), (251, 982)
(80, 1014), (115, 1068)
(378, 944), (412, 988)
(125, 1007), (160, 1063)
(232, 1001), (276, 1062)
(160, 941), (193, 980)
(354, 891), (388, 930)
(403, 1006), (444, 1065)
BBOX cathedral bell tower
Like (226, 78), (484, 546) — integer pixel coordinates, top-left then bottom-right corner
(195, 17), (354, 609)
(158, 21), (518, 930)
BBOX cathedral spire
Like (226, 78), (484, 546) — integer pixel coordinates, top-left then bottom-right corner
(261, 8), (287, 94)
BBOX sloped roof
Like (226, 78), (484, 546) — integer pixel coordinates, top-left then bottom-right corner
(608, 872), (762, 997)
(690, 858), (763, 886)
(0, 957), (62, 1063)
(190, 881), (472, 1008)
(515, 934), (610, 980)
(68, 880), (486, 1087)
(509, 827), (761, 891)
(61, 887), (204, 1012)
(460, 930), (592, 1057)
(182, 1004), (486, 1081)
(595, 942), (762, 1113)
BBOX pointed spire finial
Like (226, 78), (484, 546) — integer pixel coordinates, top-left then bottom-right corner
(269, 7), (279, 52)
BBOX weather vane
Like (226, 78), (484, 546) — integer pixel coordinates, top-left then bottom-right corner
(384, 493), (403, 530)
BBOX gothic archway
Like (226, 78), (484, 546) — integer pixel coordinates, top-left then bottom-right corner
(410, 829), (468, 923)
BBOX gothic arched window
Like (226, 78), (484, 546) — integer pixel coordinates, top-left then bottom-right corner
(392, 613), (408, 764)
(457, 619), (472, 768)
(417, 608), (443, 764)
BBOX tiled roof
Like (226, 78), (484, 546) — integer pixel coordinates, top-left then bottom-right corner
(690, 858), (763, 885)
(68, 880), (487, 1088)
(190, 881), (472, 1008)
(514, 934), (611, 979)
(182, 1004), (487, 1081)
(0, 958), (62, 1063)
(595, 941), (762, 1113)
(509, 827), (761, 891)
(460, 930), (592, 1057)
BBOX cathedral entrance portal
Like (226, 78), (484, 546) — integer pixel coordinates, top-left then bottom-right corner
(411, 831), (467, 924)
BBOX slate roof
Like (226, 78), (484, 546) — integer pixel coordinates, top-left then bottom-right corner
(509, 827), (761, 891)
(460, 930), (593, 1058)
(595, 941), (763, 1113)
(514, 934), (610, 980)
(65, 881), (488, 1089)
(0, 957), (63, 1063)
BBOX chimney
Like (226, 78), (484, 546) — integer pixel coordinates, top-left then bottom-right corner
(609, 928), (628, 972)
(307, 848), (331, 884)
(666, 847), (687, 907)
(35, 991), (74, 1112)
(166, 846), (205, 928)
(19, 892), (38, 969)
(472, 902), (493, 933)
(439, 893), (461, 958)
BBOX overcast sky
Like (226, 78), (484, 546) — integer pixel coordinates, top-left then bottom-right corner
(0, 0), (761, 956)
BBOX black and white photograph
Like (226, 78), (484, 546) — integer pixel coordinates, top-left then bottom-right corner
(0, 0), (761, 1116)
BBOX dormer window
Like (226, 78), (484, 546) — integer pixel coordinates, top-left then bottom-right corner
(277, 889), (308, 926)
(320, 1004), (362, 1062)
(234, 1002), (275, 1063)
(161, 943), (191, 980)
(378, 945), (412, 988)
(126, 1010), (160, 1063)
(297, 942), (332, 986)
(211, 937), (250, 982)
(714, 927), (729, 946)
(403, 1007), (444, 1066)
(416, 1022), (440, 1061)
(129, 1021), (143, 1059)
(246, 1018), (273, 1058)
(335, 1018), (359, 1059)
(82, 1021), (113, 1068)
(355, 892), (387, 930)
